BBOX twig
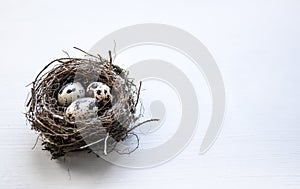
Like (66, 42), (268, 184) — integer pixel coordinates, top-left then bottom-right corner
(25, 82), (33, 87)
(113, 40), (117, 62)
(104, 133), (109, 155)
(73, 47), (99, 59)
(32, 133), (41, 150)
(24, 91), (31, 107)
(128, 118), (160, 133)
(116, 133), (140, 155)
(108, 50), (112, 71)
(79, 138), (104, 149)
(62, 50), (70, 58)
(134, 81), (142, 107)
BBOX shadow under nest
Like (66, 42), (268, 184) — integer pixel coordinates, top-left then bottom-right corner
(26, 52), (156, 159)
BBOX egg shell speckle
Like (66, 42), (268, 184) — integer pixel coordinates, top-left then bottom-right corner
(66, 97), (99, 122)
(58, 82), (85, 106)
(87, 82), (113, 103)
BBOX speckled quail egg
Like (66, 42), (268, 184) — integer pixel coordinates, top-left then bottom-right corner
(86, 82), (113, 103)
(58, 82), (85, 106)
(65, 97), (99, 122)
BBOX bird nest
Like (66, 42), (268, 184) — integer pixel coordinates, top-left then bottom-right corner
(26, 50), (155, 159)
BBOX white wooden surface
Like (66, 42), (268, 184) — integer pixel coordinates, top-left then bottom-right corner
(1, 0), (300, 188)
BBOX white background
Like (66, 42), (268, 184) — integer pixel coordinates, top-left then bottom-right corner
(1, 0), (300, 188)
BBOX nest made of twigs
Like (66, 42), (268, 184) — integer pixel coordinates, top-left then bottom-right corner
(25, 51), (153, 159)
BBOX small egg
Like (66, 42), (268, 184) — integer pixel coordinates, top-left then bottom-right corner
(86, 82), (113, 103)
(65, 97), (99, 122)
(58, 82), (85, 106)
